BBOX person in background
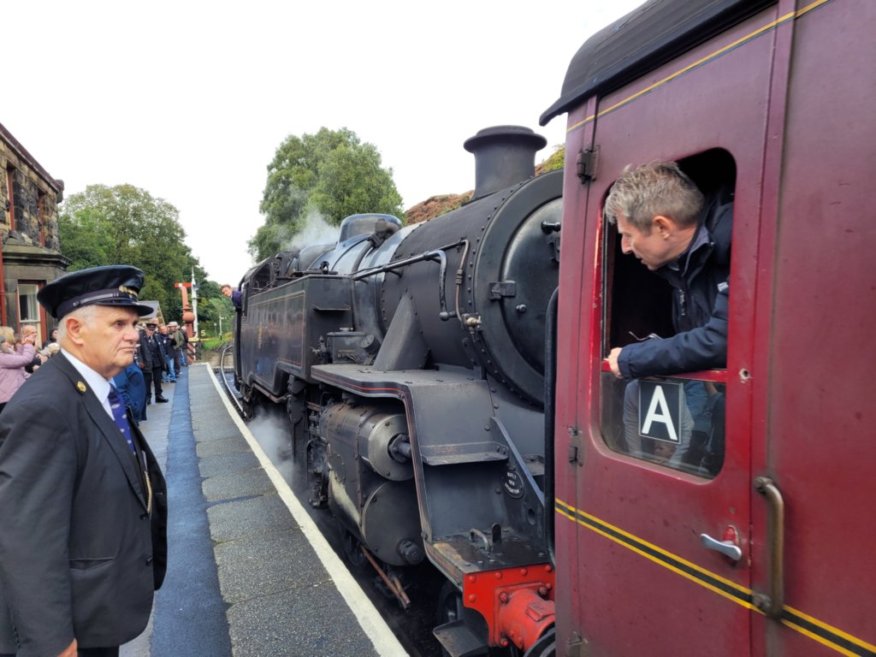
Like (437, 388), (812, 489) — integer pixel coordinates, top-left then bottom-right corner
(168, 322), (185, 372)
(221, 284), (241, 311)
(0, 327), (36, 415)
(42, 327), (59, 350)
(112, 362), (148, 425)
(0, 265), (167, 657)
(157, 325), (176, 384)
(39, 342), (61, 360)
(16, 326), (44, 374)
(138, 322), (168, 404)
(180, 326), (190, 366)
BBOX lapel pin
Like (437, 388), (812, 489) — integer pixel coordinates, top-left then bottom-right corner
(76, 381), (87, 393)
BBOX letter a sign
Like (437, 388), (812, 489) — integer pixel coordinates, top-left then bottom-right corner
(638, 380), (682, 443)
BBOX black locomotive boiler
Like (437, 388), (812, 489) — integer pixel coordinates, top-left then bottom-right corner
(234, 125), (562, 655)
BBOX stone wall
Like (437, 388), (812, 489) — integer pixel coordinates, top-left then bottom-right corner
(0, 123), (69, 333)
(0, 128), (63, 250)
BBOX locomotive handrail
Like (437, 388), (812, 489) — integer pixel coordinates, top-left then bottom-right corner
(753, 477), (785, 619)
(424, 250), (450, 320)
(352, 239), (465, 280)
(544, 288), (559, 564)
(353, 239), (468, 321)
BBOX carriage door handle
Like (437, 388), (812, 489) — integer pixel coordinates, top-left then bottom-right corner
(700, 528), (742, 562)
(753, 476), (785, 618)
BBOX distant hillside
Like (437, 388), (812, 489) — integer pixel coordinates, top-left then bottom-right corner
(403, 145), (564, 225)
(404, 192), (472, 225)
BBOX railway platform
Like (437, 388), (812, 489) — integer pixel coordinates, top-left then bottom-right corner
(120, 364), (407, 657)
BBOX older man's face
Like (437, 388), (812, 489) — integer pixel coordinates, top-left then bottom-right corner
(76, 306), (140, 378)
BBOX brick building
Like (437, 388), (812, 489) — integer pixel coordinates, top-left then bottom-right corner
(0, 122), (69, 344)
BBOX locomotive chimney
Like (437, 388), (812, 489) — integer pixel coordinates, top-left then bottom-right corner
(464, 125), (547, 201)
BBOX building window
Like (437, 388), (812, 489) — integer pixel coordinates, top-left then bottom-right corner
(18, 283), (42, 345)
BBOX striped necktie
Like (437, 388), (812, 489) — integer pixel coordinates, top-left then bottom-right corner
(108, 387), (137, 455)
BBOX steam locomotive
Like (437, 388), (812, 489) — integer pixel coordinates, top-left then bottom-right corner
(233, 125), (562, 655)
(235, 0), (876, 655)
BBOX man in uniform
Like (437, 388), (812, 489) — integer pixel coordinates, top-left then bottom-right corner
(138, 322), (168, 403)
(0, 265), (168, 657)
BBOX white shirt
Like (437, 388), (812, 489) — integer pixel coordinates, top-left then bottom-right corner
(60, 349), (115, 420)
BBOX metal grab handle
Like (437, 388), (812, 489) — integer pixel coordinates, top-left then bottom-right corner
(700, 533), (742, 561)
(754, 477), (785, 618)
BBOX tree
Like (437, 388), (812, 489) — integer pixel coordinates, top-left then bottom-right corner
(250, 127), (403, 261)
(59, 184), (211, 322)
(193, 279), (234, 336)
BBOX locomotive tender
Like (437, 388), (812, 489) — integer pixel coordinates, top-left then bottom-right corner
(236, 0), (876, 655)
(235, 125), (562, 655)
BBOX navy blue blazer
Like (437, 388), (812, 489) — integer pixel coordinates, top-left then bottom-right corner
(0, 353), (167, 655)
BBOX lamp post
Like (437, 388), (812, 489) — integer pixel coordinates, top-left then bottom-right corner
(190, 267), (199, 339)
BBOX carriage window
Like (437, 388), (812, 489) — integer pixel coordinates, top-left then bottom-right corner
(599, 150), (735, 478)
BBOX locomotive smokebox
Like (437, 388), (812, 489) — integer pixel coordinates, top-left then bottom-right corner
(464, 125), (548, 201)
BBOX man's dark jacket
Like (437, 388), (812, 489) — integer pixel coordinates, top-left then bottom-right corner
(138, 331), (167, 371)
(618, 200), (733, 378)
(0, 354), (167, 656)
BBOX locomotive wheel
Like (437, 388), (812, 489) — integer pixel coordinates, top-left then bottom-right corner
(522, 627), (555, 657)
(435, 580), (464, 626)
(239, 384), (255, 418)
(342, 531), (367, 569)
(434, 580), (467, 657)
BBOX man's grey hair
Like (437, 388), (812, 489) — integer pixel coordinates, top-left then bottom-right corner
(57, 305), (99, 341)
(603, 161), (704, 232)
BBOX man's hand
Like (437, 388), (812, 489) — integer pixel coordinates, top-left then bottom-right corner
(608, 347), (624, 378)
(58, 639), (77, 657)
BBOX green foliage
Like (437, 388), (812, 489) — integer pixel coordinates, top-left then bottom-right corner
(58, 184), (211, 321)
(541, 145), (565, 173)
(200, 335), (230, 351)
(250, 127), (403, 261)
(197, 295), (234, 337)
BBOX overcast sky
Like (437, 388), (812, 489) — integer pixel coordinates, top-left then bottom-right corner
(3, 1), (644, 286)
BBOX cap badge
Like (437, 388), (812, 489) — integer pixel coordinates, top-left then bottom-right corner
(119, 285), (139, 299)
